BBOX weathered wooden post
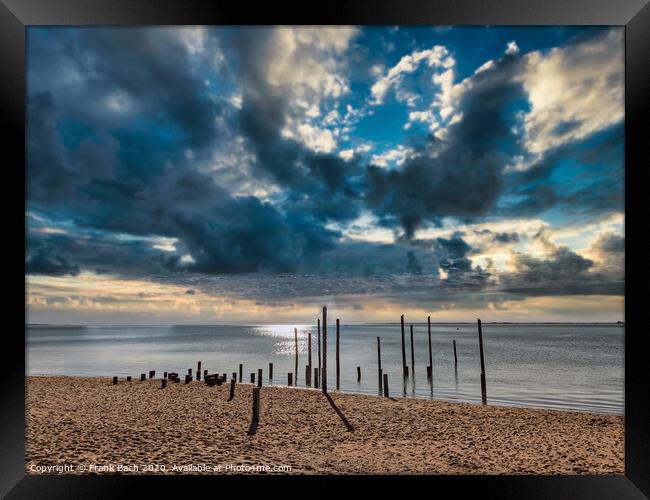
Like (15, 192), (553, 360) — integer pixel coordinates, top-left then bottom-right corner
(229, 378), (236, 399)
(112, 376), (118, 385)
(252, 387), (260, 423)
(126, 376), (132, 382)
(478, 319), (487, 404)
(383, 373), (389, 397)
(307, 332), (312, 387)
(161, 378), (167, 389)
(140, 373), (146, 381)
(163, 371), (168, 379)
(239, 364), (243, 383)
(294, 327), (299, 385)
(377, 336), (383, 394)
(288, 372), (293, 387)
(401, 315), (407, 380)
(184, 374), (191, 384)
(357, 366), (361, 383)
(453, 339), (458, 368)
(257, 369), (263, 388)
(336, 318), (341, 390)
(250, 372), (255, 384)
(269, 363), (273, 382)
(197, 361), (201, 381)
(149, 370), (155, 379)
(322, 306), (328, 393)
(306, 365), (310, 385)
(427, 315), (433, 381)
(410, 324), (415, 377)
(317, 318), (321, 382)
(314, 367), (319, 388)
(205, 370), (209, 380)
(187, 368), (192, 378)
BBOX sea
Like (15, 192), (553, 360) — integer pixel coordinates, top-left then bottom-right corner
(26, 322), (624, 415)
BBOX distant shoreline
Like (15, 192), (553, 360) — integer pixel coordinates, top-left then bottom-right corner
(26, 321), (625, 327)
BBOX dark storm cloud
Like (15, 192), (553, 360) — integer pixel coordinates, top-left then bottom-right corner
(227, 28), (365, 224)
(25, 229), (179, 279)
(26, 239), (80, 277)
(501, 125), (624, 217)
(499, 243), (623, 297)
(26, 28), (349, 275)
(365, 51), (527, 238)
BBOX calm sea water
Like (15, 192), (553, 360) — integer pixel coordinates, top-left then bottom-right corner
(26, 323), (624, 415)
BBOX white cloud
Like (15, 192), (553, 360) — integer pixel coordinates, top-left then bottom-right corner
(293, 123), (337, 153)
(505, 41), (520, 55)
(339, 149), (354, 161)
(518, 28), (624, 155)
(370, 45), (454, 105)
(370, 145), (411, 167)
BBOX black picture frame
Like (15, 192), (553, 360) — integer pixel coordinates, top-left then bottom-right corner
(2, 0), (648, 497)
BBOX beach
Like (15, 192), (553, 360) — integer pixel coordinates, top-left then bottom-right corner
(26, 376), (624, 475)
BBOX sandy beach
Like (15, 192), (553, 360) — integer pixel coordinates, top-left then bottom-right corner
(26, 376), (623, 475)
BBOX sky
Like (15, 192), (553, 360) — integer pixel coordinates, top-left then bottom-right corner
(25, 26), (624, 325)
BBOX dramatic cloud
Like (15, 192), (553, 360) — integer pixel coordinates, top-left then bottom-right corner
(25, 26), (625, 323)
(365, 50), (526, 237)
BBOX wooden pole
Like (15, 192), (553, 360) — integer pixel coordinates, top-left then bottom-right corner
(305, 365), (310, 386)
(427, 315), (433, 380)
(410, 324), (415, 377)
(149, 370), (155, 379)
(478, 319), (487, 404)
(294, 327), (299, 385)
(229, 378), (236, 399)
(322, 306), (328, 393)
(239, 364), (243, 383)
(197, 361), (201, 381)
(401, 314), (407, 379)
(336, 318), (340, 391)
(357, 366), (361, 383)
(140, 373), (146, 381)
(313, 367), (319, 389)
(383, 373), (389, 397)
(112, 376), (118, 385)
(161, 378), (167, 389)
(453, 339), (458, 368)
(308, 332), (312, 386)
(250, 372), (255, 384)
(269, 363), (273, 382)
(163, 371), (167, 379)
(126, 376), (132, 382)
(317, 318), (321, 382)
(377, 337), (383, 393)
(252, 387), (260, 423)
(288, 372), (293, 387)
(257, 368), (263, 388)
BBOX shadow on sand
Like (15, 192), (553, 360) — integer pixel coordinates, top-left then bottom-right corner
(246, 419), (259, 436)
(324, 392), (355, 432)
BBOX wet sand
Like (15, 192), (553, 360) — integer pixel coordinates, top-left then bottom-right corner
(26, 376), (624, 474)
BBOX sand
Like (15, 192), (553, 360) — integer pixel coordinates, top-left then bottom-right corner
(25, 376), (623, 475)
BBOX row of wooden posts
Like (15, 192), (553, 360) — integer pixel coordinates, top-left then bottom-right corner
(112, 307), (488, 406)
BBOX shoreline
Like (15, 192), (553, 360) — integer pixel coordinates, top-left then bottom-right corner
(26, 375), (624, 475)
(25, 373), (623, 416)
